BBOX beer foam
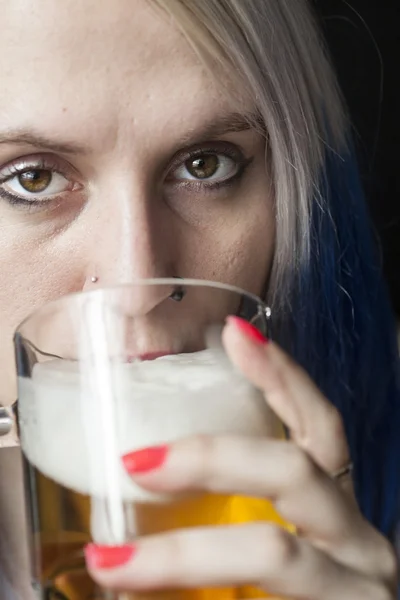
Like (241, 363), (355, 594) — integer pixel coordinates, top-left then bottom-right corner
(18, 349), (280, 504)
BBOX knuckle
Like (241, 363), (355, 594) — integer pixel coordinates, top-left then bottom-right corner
(326, 405), (346, 440)
(272, 360), (290, 393)
(258, 524), (299, 571)
(286, 443), (316, 485)
(156, 533), (186, 585)
(377, 539), (398, 582)
(187, 434), (215, 486)
(367, 583), (394, 600)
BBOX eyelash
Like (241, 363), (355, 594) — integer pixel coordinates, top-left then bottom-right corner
(0, 156), (75, 208)
(0, 144), (253, 209)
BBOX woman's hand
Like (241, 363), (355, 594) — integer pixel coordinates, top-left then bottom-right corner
(84, 316), (398, 599)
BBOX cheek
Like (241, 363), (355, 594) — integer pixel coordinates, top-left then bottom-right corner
(0, 225), (84, 396)
(0, 231), (82, 323)
(215, 220), (274, 295)
(177, 198), (275, 296)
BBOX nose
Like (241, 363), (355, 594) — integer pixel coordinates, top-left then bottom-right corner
(77, 187), (186, 358)
(82, 186), (177, 289)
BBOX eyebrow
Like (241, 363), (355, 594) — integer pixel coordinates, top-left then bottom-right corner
(0, 131), (89, 155)
(0, 113), (259, 155)
(179, 112), (257, 145)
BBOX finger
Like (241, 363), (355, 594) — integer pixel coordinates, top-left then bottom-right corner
(123, 435), (392, 578)
(84, 524), (391, 600)
(222, 317), (350, 476)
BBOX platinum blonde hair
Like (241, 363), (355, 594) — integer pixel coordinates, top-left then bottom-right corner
(153, 0), (348, 310)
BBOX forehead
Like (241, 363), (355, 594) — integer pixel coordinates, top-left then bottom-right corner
(1, 0), (182, 77)
(0, 0), (248, 143)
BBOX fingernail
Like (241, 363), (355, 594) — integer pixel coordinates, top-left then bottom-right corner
(122, 445), (169, 475)
(226, 316), (269, 345)
(84, 544), (136, 570)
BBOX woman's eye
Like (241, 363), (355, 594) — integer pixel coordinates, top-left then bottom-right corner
(2, 168), (71, 199)
(171, 153), (239, 184)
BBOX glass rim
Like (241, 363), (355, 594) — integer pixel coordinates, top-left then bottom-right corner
(15, 278), (270, 334)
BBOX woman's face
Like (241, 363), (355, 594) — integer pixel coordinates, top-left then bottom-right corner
(0, 0), (274, 402)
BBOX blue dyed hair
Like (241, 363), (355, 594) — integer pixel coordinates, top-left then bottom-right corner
(277, 147), (400, 538)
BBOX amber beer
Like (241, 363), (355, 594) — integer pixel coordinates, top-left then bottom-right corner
(27, 466), (291, 600)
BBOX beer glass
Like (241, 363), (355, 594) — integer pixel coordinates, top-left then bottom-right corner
(14, 279), (289, 600)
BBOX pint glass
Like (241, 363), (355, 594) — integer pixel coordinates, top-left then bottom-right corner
(14, 279), (289, 600)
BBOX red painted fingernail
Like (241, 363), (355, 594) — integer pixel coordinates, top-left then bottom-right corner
(122, 445), (169, 475)
(84, 544), (136, 570)
(227, 316), (268, 345)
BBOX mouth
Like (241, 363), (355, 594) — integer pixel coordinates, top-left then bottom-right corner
(126, 351), (174, 363)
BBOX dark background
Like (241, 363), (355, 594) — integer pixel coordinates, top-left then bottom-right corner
(314, 1), (400, 314)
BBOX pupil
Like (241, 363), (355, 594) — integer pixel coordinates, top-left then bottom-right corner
(19, 170), (52, 193)
(187, 155), (219, 179)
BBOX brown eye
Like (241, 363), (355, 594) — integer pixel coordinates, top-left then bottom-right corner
(0, 166), (73, 201)
(19, 170), (52, 193)
(171, 152), (239, 184)
(185, 155), (219, 179)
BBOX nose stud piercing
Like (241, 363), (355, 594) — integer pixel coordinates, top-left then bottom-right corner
(91, 276), (99, 283)
(170, 286), (185, 302)
(170, 276), (186, 302)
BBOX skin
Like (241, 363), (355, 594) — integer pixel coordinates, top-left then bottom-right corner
(0, 0), (396, 598)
